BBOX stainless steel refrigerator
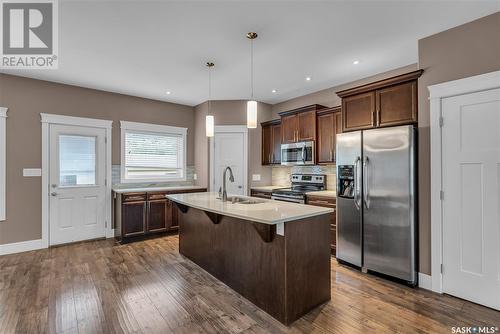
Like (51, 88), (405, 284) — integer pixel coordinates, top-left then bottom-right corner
(336, 125), (417, 285)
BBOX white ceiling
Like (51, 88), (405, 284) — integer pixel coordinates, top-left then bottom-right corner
(4, 1), (499, 106)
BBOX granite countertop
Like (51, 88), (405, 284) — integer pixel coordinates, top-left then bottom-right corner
(113, 185), (206, 194)
(167, 192), (333, 225)
(250, 185), (288, 192)
(305, 190), (337, 198)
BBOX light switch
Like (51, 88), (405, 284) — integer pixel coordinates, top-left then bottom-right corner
(252, 174), (261, 181)
(23, 168), (42, 177)
(193, 173), (197, 180)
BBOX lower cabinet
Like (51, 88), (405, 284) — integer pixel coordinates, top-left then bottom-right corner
(122, 201), (147, 237)
(306, 195), (336, 256)
(114, 188), (206, 242)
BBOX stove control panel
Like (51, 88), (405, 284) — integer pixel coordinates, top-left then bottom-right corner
(290, 174), (325, 184)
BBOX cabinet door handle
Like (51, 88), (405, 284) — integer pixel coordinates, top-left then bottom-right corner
(377, 109), (381, 126)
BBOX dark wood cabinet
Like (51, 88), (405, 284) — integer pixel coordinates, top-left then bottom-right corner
(306, 195), (336, 255)
(262, 123), (272, 165)
(122, 201), (146, 237)
(336, 70), (423, 132)
(261, 120), (281, 165)
(376, 81), (417, 127)
(271, 123), (281, 164)
(317, 106), (341, 164)
(280, 114), (298, 144)
(279, 104), (325, 144)
(341, 92), (376, 131)
(298, 110), (316, 141)
(147, 199), (169, 233)
(114, 188), (206, 242)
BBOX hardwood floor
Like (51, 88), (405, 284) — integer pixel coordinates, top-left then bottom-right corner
(0, 235), (498, 334)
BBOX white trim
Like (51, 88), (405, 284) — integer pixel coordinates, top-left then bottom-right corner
(428, 70), (500, 100)
(120, 120), (188, 184)
(0, 239), (43, 256)
(429, 70), (500, 294)
(209, 125), (249, 195)
(0, 107), (7, 221)
(418, 273), (432, 291)
(41, 114), (113, 249)
(120, 120), (187, 135)
(41, 113), (112, 129)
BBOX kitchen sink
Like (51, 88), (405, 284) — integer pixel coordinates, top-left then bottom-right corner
(228, 196), (265, 204)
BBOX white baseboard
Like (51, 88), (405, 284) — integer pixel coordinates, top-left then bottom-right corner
(418, 272), (432, 290)
(0, 238), (44, 256)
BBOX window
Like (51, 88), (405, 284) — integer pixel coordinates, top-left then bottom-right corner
(120, 121), (187, 183)
(59, 135), (96, 186)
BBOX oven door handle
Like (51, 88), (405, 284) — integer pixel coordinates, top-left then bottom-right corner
(271, 195), (305, 204)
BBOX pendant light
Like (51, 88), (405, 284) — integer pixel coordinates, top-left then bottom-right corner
(206, 62), (215, 137)
(246, 32), (258, 129)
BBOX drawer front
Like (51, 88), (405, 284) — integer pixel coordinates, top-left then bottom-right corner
(148, 192), (168, 200)
(251, 190), (272, 199)
(306, 195), (336, 207)
(122, 193), (147, 202)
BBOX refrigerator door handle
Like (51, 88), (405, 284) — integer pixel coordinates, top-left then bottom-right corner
(354, 156), (361, 210)
(363, 156), (370, 209)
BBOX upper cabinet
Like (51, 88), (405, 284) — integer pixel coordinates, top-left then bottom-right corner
(261, 120), (281, 165)
(336, 70), (423, 132)
(317, 106), (341, 164)
(279, 104), (325, 143)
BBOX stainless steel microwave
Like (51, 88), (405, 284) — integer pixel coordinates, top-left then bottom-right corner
(281, 141), (315, 166)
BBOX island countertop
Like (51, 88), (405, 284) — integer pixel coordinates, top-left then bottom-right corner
(167, 192), (333, 225)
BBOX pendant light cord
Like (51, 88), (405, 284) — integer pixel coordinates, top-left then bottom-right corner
(208, 64), (212, 116)
(250, 38), (254, 99)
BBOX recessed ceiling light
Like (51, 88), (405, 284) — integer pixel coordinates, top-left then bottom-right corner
(305, 77), (311, 81)
(166, 91), (171, 95)
(353, 60), (360, 65)
(272, 89), (277, 93)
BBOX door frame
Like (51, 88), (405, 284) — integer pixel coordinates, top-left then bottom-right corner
(209, 125), (249, 195)
(41, 113), (113, 248)
(429, 70), (500, 293)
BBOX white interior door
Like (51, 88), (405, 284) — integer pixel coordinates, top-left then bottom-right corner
(49, 124), (106, 245)
(212, 129), (247, 196)
(441, 88), (500, 310)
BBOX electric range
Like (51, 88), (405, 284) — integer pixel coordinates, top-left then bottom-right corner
(271, 174), (326, 204)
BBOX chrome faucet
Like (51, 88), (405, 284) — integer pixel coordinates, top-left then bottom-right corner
(222, 166), (235, 202)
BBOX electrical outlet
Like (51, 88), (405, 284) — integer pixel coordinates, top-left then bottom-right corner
(23, 168), (41, 177)
(252, 174), (261, 181)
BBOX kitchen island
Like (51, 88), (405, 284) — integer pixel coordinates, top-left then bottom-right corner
(167, 192), (334, 325)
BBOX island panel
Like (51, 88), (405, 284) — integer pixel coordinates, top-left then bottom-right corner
(177, 204), (331, 325)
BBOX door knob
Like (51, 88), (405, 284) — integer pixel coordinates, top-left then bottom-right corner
(50, 192), (58, 197)
(238, 185), (242, 189)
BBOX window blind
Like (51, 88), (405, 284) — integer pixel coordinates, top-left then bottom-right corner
(124, 131), (184, 179)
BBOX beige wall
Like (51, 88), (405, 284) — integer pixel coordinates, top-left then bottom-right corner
(193, 100), (273, 190)
(271, 64), (418, 118)
(417, 12), (500, 274)
(0, 74), (195, 245)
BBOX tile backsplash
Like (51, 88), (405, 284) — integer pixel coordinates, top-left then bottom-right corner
(272, 165), (336, 190)
(112, 165), (196, 188)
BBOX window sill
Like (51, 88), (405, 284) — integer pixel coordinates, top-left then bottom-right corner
(119, 177), (187, 184)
